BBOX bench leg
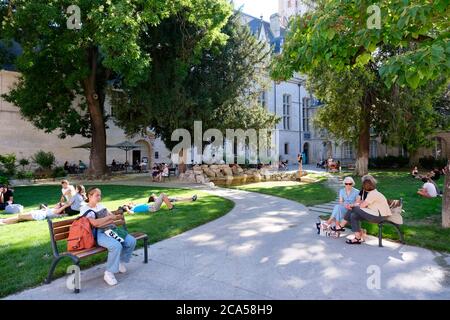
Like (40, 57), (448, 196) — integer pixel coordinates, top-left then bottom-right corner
(143, 237), (149, 264)
(45, 255), (79, 285)
(378, 224), (383, 247)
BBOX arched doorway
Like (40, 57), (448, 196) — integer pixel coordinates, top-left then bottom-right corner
(134, 140), (152, 169)
(303, 143), (310, 164)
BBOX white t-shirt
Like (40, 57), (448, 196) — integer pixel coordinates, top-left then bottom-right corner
(62, 185), (76, 202)
(423, 182), (438, 198)
(79, 203), (106, 219)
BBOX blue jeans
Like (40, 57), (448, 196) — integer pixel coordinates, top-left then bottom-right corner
(96, 231), (137, 273)
(331, 204), (349, 222)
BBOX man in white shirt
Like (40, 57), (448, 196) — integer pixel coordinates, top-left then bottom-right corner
(417, 178), (438, 198)
(60, 180), (76, 204)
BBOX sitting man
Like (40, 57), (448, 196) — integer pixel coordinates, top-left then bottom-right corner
(121, 193), (198, 214)
(0, 203), (70, 225)
(417, 177), (438, 198)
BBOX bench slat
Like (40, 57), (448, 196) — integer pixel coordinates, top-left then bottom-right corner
(52, 218), (77, 228)
(54, 232), (70, 241)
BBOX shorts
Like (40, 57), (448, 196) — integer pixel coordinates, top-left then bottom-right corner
(151, 194), (165, 212)
(30, 210), (58, 221)
(65, 207), (80, 216)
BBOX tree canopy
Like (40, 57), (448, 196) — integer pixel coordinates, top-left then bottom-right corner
(0, 0), (232, 175)
(111, 12), (279, 150)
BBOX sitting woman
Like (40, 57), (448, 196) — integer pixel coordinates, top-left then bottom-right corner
(152, 165), (162, 182)
(80, 187), (136, 286)
(0, 203), (70, 225)
(65, 185), (87, 216)
(122, 193), (198, 214)
(326, 177), (360, 232)
(341, 175), (392, 245)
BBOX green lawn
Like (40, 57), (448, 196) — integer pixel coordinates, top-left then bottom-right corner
(341, 171), (449, 253)
(230, 179), (336, 207)
(0, 185), (234, 298)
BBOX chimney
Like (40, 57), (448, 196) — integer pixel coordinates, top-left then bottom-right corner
(270, 13), (281, 38)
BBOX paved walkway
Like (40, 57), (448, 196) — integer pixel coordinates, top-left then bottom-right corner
(5, 179), (450, 300)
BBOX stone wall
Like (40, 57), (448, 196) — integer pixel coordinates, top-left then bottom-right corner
(178, 164), (304, 185)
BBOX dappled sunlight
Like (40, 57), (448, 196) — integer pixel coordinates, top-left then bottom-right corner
(228, 240), (261, 256)
(283, 276), (308, 289)
(386, 266), (446, 293)
(385, 251), (419, 267)
(229, 216), (293, 235)
(186, 233), (226, 248)
(277, 242), (342, 266)
(240, 230), (258, 237)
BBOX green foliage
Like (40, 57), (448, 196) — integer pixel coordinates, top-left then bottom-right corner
(32, 151), (55, 170)
(51, 166), (67, 179)
(419, 156), (448, 170)
(369, 156), (410, 169)
(16, 170), (33, 180)
(0, 175), (8, 186)
(18, 158), (30, 171)
(0, 153), (17, 177)
(272, 0), (449, 90)
(111, 12), (279, 150)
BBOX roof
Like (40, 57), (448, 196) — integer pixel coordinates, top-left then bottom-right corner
(238, 12), (286, 54)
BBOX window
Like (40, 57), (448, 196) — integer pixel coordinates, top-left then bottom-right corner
(302, 97), (310, 132)
(258, 91), (266, 108)
(284, 143), (289, 155)
(155, 152), (159, 159)
(343, 142), (354, 159)
(370, 140), (378, 159)
(283, 94), (291, 130)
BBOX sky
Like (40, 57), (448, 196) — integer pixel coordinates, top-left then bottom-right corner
(233, 0), (278, 20)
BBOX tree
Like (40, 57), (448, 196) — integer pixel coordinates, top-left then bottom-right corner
(272, 0), (449, 226)
(0, 0), (232, 176)
(111, 12), (279, 155)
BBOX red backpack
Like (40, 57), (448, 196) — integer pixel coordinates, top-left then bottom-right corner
(67, 215), (95, 252)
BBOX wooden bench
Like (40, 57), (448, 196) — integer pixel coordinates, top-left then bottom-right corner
(45, 212), (149, 292)
(377, 199), (405, 247)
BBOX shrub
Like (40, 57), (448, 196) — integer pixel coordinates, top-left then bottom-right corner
(18, 158), (30, 171)
(418, 156), (448, 170)
(16, 171), (34, 180)
(0, 175), (8, 186)
(0, 154), (17, 177)
(33, 168), (53, 180)
(32, 151), (55, 170)
(369, 156), (410, 169)
(51, 166), (67, 179)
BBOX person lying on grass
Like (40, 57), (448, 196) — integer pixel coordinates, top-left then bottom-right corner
(121, 193), (198, 214)
(0, 203), (70, 225)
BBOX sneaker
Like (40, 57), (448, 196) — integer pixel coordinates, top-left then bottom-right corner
(104, 271), (118, 286)
(119, 263), (127, 274)
(192, 195), (198, 202)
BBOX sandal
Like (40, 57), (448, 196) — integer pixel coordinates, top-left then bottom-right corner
(346, 237), (362, 245)
(331, 226), (345, 232)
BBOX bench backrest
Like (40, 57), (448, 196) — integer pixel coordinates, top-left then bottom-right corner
(49, 214), (126, 243)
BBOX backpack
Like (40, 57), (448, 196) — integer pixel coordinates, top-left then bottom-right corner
(67, 212), (95, 252)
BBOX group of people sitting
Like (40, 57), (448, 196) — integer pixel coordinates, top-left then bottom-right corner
(0, 179), (198, 226)
(0, 184), (24, 214)
(63, 160), (87, 174)
(324, 175), (392, 245)
(152, 163), (170, 182)
(411, 166), (445, 198)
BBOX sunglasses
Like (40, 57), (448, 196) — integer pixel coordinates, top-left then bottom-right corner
(345, 183), (353, 185)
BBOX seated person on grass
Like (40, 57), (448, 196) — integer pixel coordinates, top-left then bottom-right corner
(0, 203), (70, 225)
(121, 193), (198, 214)
(417, 177), (438, 198)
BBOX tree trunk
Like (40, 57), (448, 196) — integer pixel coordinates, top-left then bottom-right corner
(83, 47), (107, 177)
(355, 105), (370, 177)
(443, 160), (450, 228)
